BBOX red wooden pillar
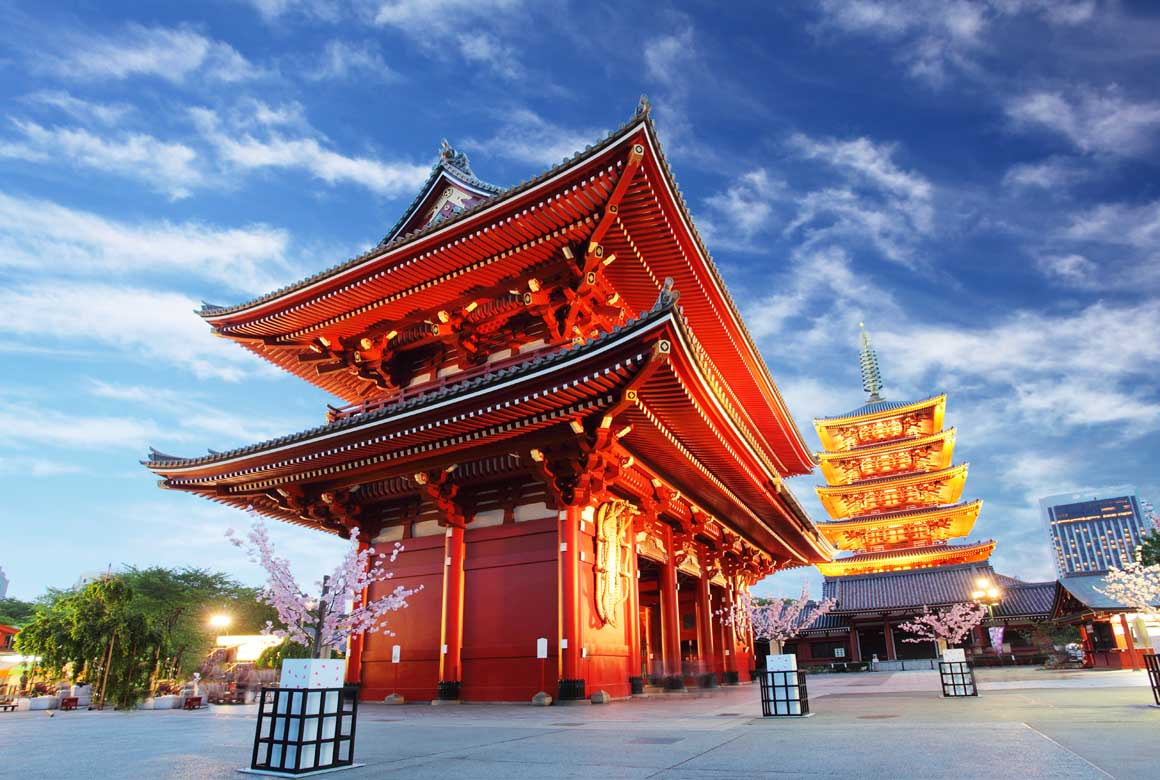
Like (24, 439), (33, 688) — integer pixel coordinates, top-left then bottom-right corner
(1119, 614), (1140, 670)
(850, 629), (861, 662)
(659, 528), (682, 680)
(560, 505), (583, 684)
(884, 621), (896, 661)
(438, 524), (466, 684)
(1078, 623), (1094, 668)
(627, 544), (642, 680)
(696, 573), (715, 674)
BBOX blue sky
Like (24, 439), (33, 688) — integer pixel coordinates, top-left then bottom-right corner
(2, 1), (1158, 601)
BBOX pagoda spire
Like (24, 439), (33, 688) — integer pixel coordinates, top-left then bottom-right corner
(858, 322), (884, 402)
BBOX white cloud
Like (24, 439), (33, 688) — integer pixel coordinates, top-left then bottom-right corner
(373, 0), (523, 35)
(1007, 87), (1160, 156)
(700, 169), (784, 247)
(814, 0), (1097, 86)
(87, 380), (309, 444)
(466, 108), (602, 168)
(0, 401), (168, 451)
(456, 32), (522, 79)
(1002, 157), (1089, 190)
(23, 90), (133, 126)
(192, 106), (429, 196)
(373, 0), (526, 76)
(1064, 200), (1160, 249)
(0, 282), (266, 381)
(0, 456), (89, 478)
(309, 40), (399, 82)
(0, 120), (202, 199)
(644, 26), (695, 87)
(1036, 253), (1097, 285)
(0, 191), (294, 293)
(45, 23), (264, 84)
(789, 134), (932, 207)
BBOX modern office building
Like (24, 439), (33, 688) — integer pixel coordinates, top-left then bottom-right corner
(1040, 487), (1149, 577)
(0, 566), (7, 599)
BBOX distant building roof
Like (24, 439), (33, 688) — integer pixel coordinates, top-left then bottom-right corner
(992, 580), (1057, 620)
(1052, 573), (1159, 617)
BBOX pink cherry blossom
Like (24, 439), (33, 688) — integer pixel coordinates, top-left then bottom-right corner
(897, 602), (986, 645)
(229, 512), (421, 657)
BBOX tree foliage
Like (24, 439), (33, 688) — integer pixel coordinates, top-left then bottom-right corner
(0, 597), (36, 627)
(255, 638), (313, 670)
(1138, 532), (1160, 568)
(14, 567), (280, 708)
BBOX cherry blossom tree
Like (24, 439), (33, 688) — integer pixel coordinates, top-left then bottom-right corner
(741, 585), (836, 654)
(897, 602), (987, 652)
(1097, 553), (1160, 616)
(227, 515), (421, 658)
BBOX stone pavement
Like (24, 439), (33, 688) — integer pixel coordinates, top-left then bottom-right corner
(0, 669), (1156, 779)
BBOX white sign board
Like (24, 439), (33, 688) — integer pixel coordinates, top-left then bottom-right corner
(942, 648), (966, 663)
(391, 644), (401, 664)
(766, 653), (798, 671)
(834, 647), (846, 658)
(536, 637), (548, 659)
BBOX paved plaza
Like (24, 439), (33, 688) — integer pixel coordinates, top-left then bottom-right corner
(1, 669), (1156, 779)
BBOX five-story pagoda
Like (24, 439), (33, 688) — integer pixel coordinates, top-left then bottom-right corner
(813, 326), (994, 577)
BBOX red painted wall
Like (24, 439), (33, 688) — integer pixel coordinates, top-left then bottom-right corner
(360, 535), (444, 701)
(460, 518), (559, 701)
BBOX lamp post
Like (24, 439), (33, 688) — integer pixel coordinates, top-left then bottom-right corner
(971, 578), (1003, 662)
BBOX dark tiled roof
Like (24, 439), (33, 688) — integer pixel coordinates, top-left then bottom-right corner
(145, 286), (680, 470)
(1056, 573), (1160, 612)
(817, 394), (944, 421)
(823, 562), (1054, 620)
(993, 581), (1056, 619)
(799, 613), (850, 634)
(823, 562), (996, 612)
(380, 141), (507, 245)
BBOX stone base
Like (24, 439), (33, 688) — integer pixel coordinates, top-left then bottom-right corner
(589, 690), (611, 704)
(531, 691), (553, 706)
(430, 698), (462, 706)
(384, 693), (405, 705)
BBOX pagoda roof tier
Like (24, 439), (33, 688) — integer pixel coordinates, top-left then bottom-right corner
(193, 101), (814, 476)
(814, 394), (946, 453)
(815, 540), (996, 577)
(815, 463), (969, 520)
(817, 500), (983, 551)
(817, 428), (957, 486)
(145, 295), (830, 566)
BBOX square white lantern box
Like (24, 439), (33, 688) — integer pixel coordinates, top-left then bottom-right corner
(273, 659), (347, 768)
(766, 654), (803, 716)
(942, 648), (966, 663)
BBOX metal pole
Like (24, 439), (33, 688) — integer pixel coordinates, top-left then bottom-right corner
(98, 631), (115, 710)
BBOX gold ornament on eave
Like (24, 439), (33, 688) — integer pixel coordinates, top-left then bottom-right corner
(594, 499), (637, 627)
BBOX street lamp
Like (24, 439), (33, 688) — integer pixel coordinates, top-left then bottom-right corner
(208, 613), (233, 630)
(971, 577), (1003, 618)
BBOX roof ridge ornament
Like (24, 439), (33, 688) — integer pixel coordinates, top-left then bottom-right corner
(653, 277), (680, 311)
(858, 322), (884, 402)
(636, 94), (651, 117)
(438, 138), (474, 176)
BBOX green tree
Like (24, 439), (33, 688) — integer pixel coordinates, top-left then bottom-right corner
(1139, 531), (1160, 567)
(0, 597), (36, 627)
(255, 638), (313, 670)
(15, 567), (282, 708)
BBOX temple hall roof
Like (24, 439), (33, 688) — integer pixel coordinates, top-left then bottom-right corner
(1052, 573), (1160, 616)
(823, 561), (997, 613)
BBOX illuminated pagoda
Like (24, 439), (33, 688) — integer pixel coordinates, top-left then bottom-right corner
(143, 99), (831, 703)
(813, 326), (993, 577)
(780, 327), (1060, 667)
